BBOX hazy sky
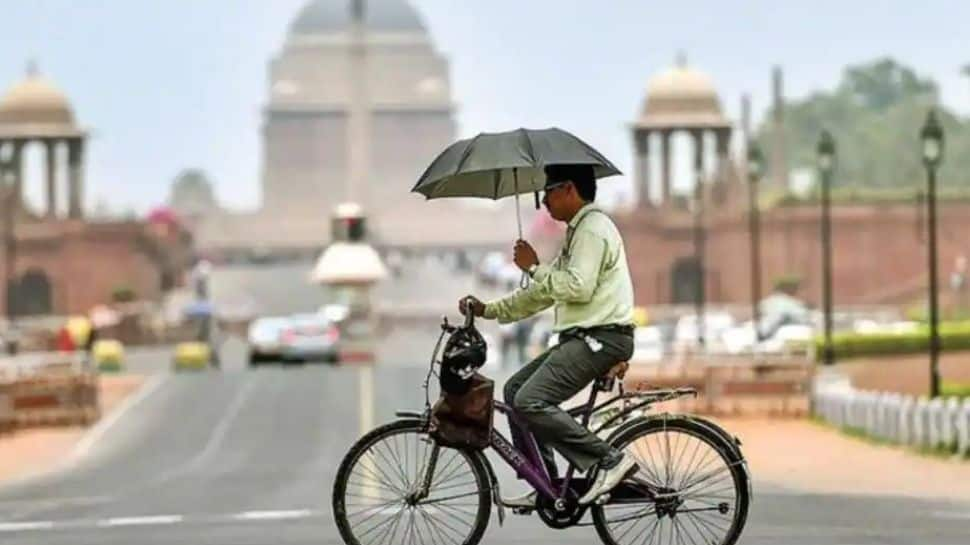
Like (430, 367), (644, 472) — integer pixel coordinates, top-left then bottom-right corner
(2, 0), (969, 214)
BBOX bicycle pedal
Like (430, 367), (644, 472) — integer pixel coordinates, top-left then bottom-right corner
(511, 507), (534, 516)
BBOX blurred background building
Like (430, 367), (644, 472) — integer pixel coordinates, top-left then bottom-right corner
(192, 0), (518, 256)
(0, 66), (190, 317)
(615, 60), (970, 311)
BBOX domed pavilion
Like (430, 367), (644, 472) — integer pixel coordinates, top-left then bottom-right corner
(0, 63), (87, 219)
(631, 55), (731, 207)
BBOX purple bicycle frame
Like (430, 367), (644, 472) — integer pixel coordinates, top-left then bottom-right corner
(489, 401), (560, 500)
(488, 394), (599, 501)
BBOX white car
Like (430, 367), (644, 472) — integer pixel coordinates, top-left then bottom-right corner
(247, 317), (290, 364)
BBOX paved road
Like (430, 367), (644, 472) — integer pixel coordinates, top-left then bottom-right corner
(0, 362), (968, 544)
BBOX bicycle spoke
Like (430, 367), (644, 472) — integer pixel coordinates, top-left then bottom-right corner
(673, 514), (702, 545)
(416, 503), (472, 540)
(430, 451), (465, 488)
(365, 449), (409, 495)
(419, 505), (464, 544)
(347, 497), (402, 518)
(631, 437), (665, 485)
(676, 434), (705, 491)
(417, 490), (480, 506)
(347, 474), (405, 498)
(375, 440), (411, 491)
(429, 500), (477, 527)
(638, 515), (662, 545)
(355, 505), (404, 543)
(612, 510), (651, 543)
(369, 504), (406, 545)
(426, 478), (477, 494)
(683, 509), (716, 543)
(416, 506), (448, 545)
(691, 508), (729, 536)
(678, 461), (730, 492)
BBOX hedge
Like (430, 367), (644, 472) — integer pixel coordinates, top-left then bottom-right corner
(813, 321), (970, 361)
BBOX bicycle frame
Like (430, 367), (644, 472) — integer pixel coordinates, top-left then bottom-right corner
(421, 312), (696, 506)
(486, 381), (697, 504)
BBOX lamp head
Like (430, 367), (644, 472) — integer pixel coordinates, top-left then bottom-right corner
(747, 141), (764, 182)
(921, 109), (944, 167)
(816, 130), (836, 175)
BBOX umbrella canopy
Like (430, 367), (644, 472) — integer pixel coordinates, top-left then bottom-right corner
(413, 127), (620, 288)
(412, 127), (621, 200)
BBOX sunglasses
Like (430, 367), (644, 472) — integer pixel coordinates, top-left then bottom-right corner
(541, 181), (570, 205)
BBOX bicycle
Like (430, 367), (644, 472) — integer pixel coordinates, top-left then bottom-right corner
(332, 309), (752, 545)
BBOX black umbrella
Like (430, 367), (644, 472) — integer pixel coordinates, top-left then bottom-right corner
(412, 127), (621, 239)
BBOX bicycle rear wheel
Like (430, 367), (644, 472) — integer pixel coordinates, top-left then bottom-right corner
(591, 416), (750, 545)
(332, 419), (492, 545)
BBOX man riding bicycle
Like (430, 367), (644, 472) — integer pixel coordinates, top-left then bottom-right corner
(461, 163), (637, 507)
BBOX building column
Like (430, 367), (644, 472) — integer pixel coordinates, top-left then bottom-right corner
(692, 129), (704, 197)
(661, 130), (672, 204)
(45, 140), (57, 218)
(633, 130), (651, 208)
(11, 141), (24, 210)
(68, 139), (84, 219)
(715, 128), (731, 182)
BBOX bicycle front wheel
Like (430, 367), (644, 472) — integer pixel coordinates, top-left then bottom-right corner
(332, 419), (492, 545)
(591, 416), (750, 545)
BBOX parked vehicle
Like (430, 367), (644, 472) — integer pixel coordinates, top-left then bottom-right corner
(279, 314), (340, 364)
(173, 341), (211, 371)
(247, 316), (290, 365)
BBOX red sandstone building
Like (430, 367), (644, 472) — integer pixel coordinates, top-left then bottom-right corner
(616, 61), (969, 310)
(0, 66), (189, 316)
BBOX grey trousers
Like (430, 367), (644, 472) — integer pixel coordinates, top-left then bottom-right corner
(503, 330), (634, 474)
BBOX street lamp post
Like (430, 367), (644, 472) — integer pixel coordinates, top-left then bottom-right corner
(691, 175), (706, 350)
(816, 131), (836, 365)
(920, 109), (944, 398)
(747, 142), (764, 342)
(0, 147), (13, 323)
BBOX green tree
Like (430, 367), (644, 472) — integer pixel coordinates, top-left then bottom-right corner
(760, 58), (970, 192)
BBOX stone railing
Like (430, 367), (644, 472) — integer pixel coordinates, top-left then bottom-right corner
(813, 376), (970, 457)
(0, 352), (99, 431)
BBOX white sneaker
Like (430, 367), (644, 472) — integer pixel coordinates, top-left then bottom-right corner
(578, 455), (638, 505)
(502, 491), (537, 508)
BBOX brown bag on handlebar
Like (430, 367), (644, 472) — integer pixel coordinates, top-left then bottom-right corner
(429, 373), (493, 450)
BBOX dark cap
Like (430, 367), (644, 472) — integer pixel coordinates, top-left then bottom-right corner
(543, 164), (595, 190)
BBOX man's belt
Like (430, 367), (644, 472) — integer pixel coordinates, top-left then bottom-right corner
(560, 323), (635, 339)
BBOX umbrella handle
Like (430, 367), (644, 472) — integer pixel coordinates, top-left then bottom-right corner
(514, 169), (529, 289)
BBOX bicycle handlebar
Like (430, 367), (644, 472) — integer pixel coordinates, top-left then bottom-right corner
(463, 298), (474, 329)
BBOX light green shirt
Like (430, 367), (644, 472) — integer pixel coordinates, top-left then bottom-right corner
(483, 203), (635, 332)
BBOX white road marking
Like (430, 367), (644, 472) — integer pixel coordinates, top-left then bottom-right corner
(232, 509), (314, 521)
(357, 366), (378, 501)
(97, 515), (183, 527)
(932, 510), (970, 520)
(148, 377), (258, 486)
(358, 366), (374, 436)
(189, 377), (258, 470)
(72, 374), (170, 461)
(0, 521), (54, 532)
(0, 508), (325, 533)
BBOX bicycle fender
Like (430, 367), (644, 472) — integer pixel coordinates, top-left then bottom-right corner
(469, 449), (505, 526)
(605, 413), (744, 459)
